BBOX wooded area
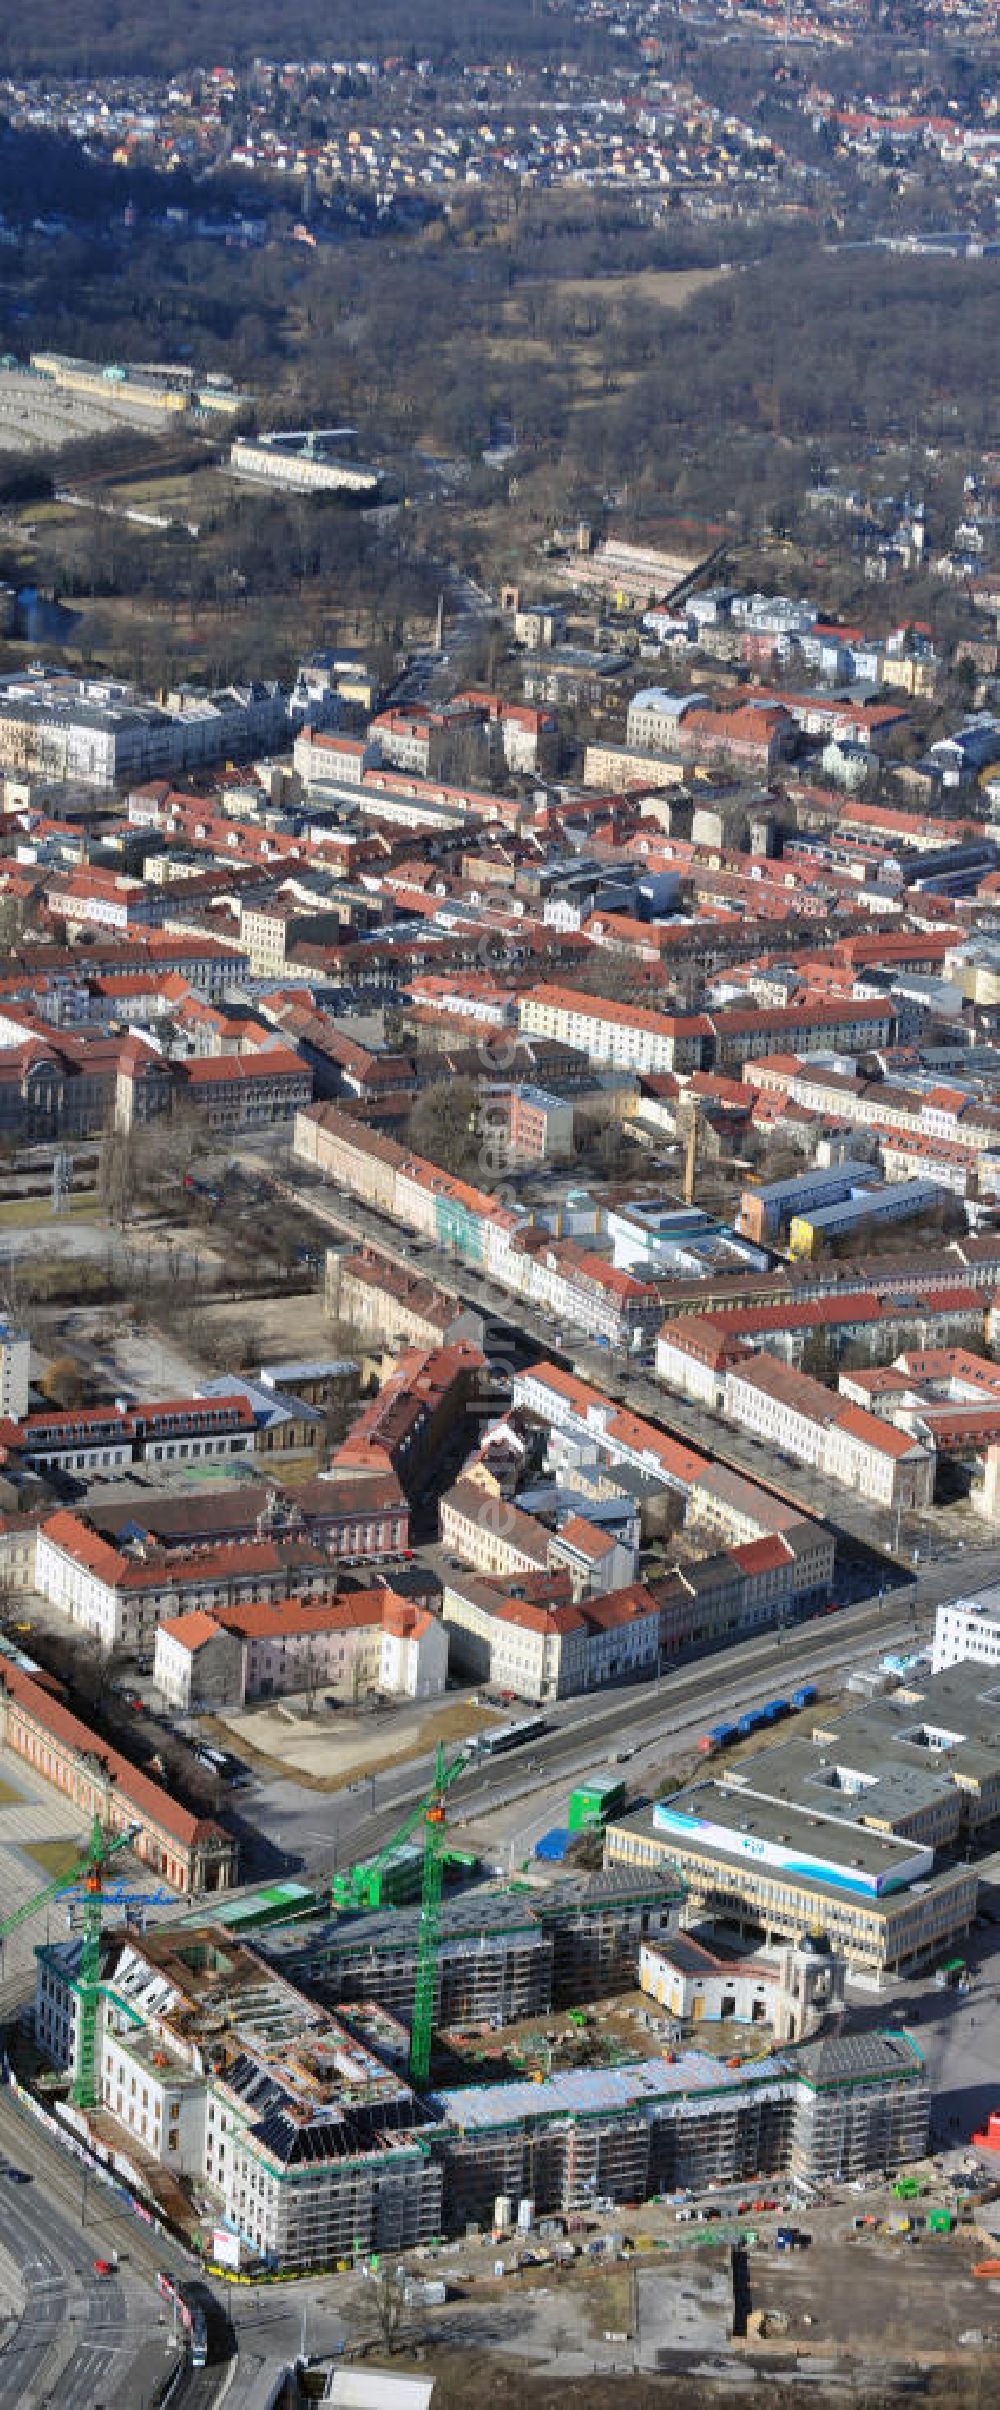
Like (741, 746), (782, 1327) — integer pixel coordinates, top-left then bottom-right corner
(0, 0), (577, 77)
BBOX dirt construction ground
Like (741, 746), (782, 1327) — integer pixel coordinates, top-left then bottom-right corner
(746, 2231), (993, 2356)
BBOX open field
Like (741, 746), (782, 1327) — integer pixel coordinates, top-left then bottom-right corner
(21, 1837), (83, 1882)
(211, 1691), (501, 1789)
(747, 2232), (988, 2359)
(194, 1289), (335, 1363)
(534, 264), (729, 309)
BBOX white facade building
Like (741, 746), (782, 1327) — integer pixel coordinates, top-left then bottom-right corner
(0, 1320), (31, 1423)
(932, 1592), (1000, 1675)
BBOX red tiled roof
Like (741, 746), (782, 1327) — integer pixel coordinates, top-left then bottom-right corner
(0, 1663), (223, 1847)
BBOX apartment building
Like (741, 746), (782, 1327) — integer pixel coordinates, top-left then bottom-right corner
(710, 997), (897, 1070)
(582, 739), (687, 793)
(518, 986), (710, 1076)
(333, 1341), (485, 1496)
(154, 1587), (448, 1712)
(517, 989), (896, 1080)
(327, 1248), (482, 1352)
(440, 1479), (552, 1581)
(527, 1240), (663, 1353)
(441, 1567), (659, 1701)
(509, 1361), (709, 1498)
(34, 1511), (330, 1650)
(407, 973), (519, 1030)
(294, 1101), (522, 1275)
(723, 1353), (935, 1510)
(0, 667), (286, 788)
(293, 728), (379, 788)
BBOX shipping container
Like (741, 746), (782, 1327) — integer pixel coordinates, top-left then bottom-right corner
(790, 1684), (818, 1711)
(568, 1777), (627, 1832)
(699, 1721), (737, 1755)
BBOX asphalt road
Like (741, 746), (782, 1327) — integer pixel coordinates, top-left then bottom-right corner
(0, 2090), (226, 2410)
(237, 1579), (942, 1890)
(267, 1163), (961, 1567)
(0, 2096), (152, 2409)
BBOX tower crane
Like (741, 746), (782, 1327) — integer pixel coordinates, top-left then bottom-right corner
(332, 1745), (471, 2088)
(0, 1813), (139, 2110)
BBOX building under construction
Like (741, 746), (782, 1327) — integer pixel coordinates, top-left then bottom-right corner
(34, 1913), (928, 2264)
(430, 2030), (929, 2228)
(267, 1868), (683, 2034)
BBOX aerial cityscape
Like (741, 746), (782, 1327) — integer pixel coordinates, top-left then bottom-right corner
(0, 3), (998, 2408)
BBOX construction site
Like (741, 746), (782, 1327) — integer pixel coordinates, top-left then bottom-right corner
(17, 1741), (933, 2270)
(428, 2031), (931, 2233)
(273, 1866), (684, 2042)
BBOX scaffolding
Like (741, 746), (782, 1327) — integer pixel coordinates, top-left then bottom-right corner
(791, 2068), (931, 2182)
(564, 2111), (650, 2211)
(286, 1902), (552, 2034)
(244, 2138), (443, 2272)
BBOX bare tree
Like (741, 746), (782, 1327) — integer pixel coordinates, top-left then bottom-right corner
(97, 1124), (138, 1231)
(372, 2269), (406, 2352)
(302, 1641), (321, 1718)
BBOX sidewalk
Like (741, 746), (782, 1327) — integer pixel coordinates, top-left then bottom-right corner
(221, 2347), (289, 2409)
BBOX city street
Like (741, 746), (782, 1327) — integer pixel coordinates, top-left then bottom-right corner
(268, 1159), (981, 1574)
(0, 2090), (182, 2410)
(230, 1577), (943, 1890)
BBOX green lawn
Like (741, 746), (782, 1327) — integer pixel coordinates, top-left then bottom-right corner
(21, 1837), (85, 1882)
(0, 1192), (98, 1228)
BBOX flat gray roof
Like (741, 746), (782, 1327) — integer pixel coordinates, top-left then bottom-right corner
(726, 1733), (955, 1826)
(661, 1779), (926, 1874)
(430, 2048), (788, 2132)
(607, 1804), (971, 1918)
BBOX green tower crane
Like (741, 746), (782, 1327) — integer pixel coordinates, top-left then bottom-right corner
(409, 1744), (457, 2092)
(331, 1745), (470, 2087)
(0, 1813), (138, 2111)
